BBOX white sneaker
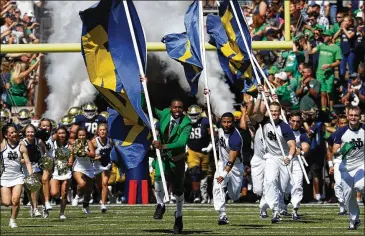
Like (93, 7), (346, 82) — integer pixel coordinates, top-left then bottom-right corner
(9, 220), (17, 228)
(101, 204), (107, 213)
(42, 208), (49, 218)
(45, 201), (53, 211)
(30, 207), (34, 217)
(59, 215), (67, 220)
(51, 199), (56, 206)
(34, 209), (42, 217)
(72, 196), (79, 207)
(82, 207), (91, 215)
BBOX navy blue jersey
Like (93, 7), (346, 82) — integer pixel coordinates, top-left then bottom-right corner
(74, 114), (107, 139)
(187, 117), (210, 152)
(326, 132), (336, 147)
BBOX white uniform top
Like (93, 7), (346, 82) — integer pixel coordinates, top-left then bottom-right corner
(52, 141), (72, 180)
(292, 129), (311, 148)
(0, 141), (24, 187)
(334, 124), (365, 171)
(93, 137), (112, 175)
(217, 127), (243, 165)
(262, 119), (295, 158)
(253, 125), (265, 158)
(73, 141), (94, 178)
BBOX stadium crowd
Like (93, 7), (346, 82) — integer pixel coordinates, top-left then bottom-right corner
(0, 0), (364, 230)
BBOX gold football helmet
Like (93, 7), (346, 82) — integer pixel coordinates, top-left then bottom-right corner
(49, 119), (57, 131)
(99, 111), (109, 120)
(187, 105), (202, 124)
(82, 102), (97, 119)
(68, 107), (81, 117)
(18, 109), (31, 127)
(60, 115), (73, 128)
(0, 108), (11, 124)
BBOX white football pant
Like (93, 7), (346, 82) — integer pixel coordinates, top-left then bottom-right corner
(340, 164), (364, 225)
(213, 161), (243, 213)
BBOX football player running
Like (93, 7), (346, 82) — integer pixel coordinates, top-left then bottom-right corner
(213, 112), (244, 225)
(186, 105), (212, 203)
(333, 106), (364, 230)
(74, 102), (106, 140)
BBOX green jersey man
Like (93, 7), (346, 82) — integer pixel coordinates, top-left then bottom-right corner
(307, 30), (342, 117)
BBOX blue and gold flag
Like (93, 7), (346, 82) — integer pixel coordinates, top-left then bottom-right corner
(108, 108), (151, 169)
(162, 1), (203, 96)
(207, 0), (255, 92)
(80, 0), (150, 127)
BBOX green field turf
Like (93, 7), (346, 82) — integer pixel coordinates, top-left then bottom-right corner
(1, 204), (364, 235)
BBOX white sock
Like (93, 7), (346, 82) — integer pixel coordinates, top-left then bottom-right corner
(219, 211), (226, 218)
(10, 218), (15, 223)
(154, 181), (165, 205)
(339, 202), (345, 212)
(315, 194), (321, 201)
(175, 193), (184, 217)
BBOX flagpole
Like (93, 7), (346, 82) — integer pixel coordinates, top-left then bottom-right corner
(123, 0), (169, 203)
(198, 0), (224, 200)
(251, 56), (288, 123)
(228, 0), (294, 183)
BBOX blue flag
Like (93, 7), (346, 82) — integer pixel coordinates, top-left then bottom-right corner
(80, 0), (151, 169)
(108, 108), (151, 169)
(162, 1), (203, 96)
(80, 0), (150, 127)
(206, 0), (255, 91)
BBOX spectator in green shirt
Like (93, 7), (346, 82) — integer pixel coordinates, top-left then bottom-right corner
(295, 65), (321, 111)
(307, 30), (342, 118)
(274, 72), (300, 111)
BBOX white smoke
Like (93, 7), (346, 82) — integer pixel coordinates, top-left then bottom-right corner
(135, 1), (234, 116)
(44, 1), (234, 120)
(44, 1), (98, 120)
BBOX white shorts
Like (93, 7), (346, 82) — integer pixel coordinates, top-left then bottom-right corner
(93, 161), (111, 176)
(1, 176), (24, 188)
(73, 159), (94, 179)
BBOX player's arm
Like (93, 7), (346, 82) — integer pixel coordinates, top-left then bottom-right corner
(67, 144), (74, 167)
(86, 140), (95, 159)
(20, 143), (33, 176)
(38, 139), (47, 155)
(216, 133), (242, 184)
(281, 123), (296, 165)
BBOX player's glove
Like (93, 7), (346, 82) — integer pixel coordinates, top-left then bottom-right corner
(201, 143), (213, 153)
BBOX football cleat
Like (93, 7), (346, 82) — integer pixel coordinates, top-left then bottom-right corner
(271, 212), (281, 223)
(153, 204), (166, 220)
(82, 207), (91, 215)
(218, 215), (229, 225)
(260, 210), (268, 219)
(173, 212), (183, 234)
(348, 220), (361, 230)
(338, 209), (347, 216)
(292, 212), (300, 221)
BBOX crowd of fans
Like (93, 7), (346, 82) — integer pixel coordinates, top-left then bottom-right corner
(1, 0), (43, 109)
(0, 0), (365, 209)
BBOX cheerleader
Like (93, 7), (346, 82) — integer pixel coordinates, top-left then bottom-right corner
(50, 127), (74, 220)
(21, 124), (46, 218)
(1, 124), (33, 228)
(37, 118), (56, 214)
(92, 123), (112, 213)
(72, 127), (95, 214)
